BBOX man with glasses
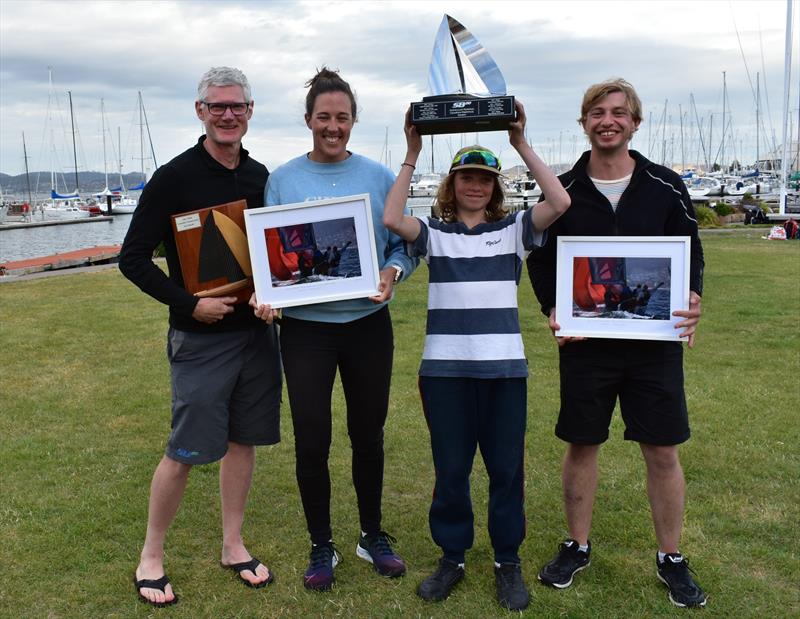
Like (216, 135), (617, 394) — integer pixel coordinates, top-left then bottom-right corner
(527, 79), (707, 608)
(120, 66), (281, 607)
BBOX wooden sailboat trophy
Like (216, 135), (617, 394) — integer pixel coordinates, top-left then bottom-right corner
(171, 199), (253, 304)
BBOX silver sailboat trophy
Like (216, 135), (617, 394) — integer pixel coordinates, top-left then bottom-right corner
(411, 14), (515, 135)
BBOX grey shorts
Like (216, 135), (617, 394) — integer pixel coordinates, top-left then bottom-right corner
(166, 325), (282, 464)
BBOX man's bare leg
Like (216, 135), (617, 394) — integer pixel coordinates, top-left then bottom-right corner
(639, 443), (684, 553)
(563, 443), (601, 545)
(220, 441), (270, 585)
(135, 456), (191, 605)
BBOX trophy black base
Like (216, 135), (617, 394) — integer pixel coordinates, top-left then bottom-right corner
(411, 94), (515, 135)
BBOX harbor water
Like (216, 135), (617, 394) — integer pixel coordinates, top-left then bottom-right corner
(0, 197), (438, 264)
(0, 213), (135, 263)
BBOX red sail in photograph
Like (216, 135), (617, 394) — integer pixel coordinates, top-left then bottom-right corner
(572, 257), (607, 310)
(265, 228), (300, 280)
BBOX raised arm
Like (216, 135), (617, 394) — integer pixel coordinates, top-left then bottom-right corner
(508, 100), (570, 230)
(383, 108), (423, 242)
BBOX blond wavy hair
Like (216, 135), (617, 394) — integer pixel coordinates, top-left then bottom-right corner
(578, 78), (642, 126)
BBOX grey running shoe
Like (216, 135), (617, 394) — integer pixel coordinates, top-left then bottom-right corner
(538, 539), (591, 588)
(656, 553), (707, 608)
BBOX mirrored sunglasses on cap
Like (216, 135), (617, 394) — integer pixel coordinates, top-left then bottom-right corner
(450, 149), (502, 173)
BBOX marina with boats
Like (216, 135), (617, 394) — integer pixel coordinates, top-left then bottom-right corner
(2, 1), (799, 269)
(1, 68), (155, 226)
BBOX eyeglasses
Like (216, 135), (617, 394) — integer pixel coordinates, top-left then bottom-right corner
(451, 149), (501, 171)
(201, 101), (250, 116)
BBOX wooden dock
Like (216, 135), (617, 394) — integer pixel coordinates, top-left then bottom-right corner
(0, 215), (114, 230)
(0, 245), (122, 276)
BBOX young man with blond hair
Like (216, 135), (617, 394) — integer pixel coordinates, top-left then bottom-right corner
(527, 78), (707, 608)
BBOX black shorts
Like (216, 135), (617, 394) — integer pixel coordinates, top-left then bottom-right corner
(556, 338), (689, 446)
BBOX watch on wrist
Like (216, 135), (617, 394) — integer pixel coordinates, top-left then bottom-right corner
(392, 265), (403, 283)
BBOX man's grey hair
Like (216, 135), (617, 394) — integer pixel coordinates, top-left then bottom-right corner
(197, 66), (252, 102)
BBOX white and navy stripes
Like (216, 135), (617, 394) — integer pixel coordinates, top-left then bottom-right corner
(409, 210), (545, 379)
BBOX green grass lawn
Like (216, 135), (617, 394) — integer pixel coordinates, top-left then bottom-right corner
(1, 231), (798, 618)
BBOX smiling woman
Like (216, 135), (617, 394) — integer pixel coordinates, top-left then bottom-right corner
(252, 66), (417, 592)
(304, 71), (356, 163)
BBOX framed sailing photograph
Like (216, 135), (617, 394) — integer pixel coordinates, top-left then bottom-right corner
(555, 236), (690, 341)
(244, 194), (380, 309)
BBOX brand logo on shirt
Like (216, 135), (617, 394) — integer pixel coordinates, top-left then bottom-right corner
(486, 238), (501, 246)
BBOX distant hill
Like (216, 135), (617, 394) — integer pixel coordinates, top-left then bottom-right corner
(0, 171), (146, 197)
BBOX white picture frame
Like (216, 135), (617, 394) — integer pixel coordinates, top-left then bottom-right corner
(555, 236), (690, 341)
(244, 194), (380, 309)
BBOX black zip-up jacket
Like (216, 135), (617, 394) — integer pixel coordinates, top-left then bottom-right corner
(119, 136), (268, 332)
(527, 150), (704, 317)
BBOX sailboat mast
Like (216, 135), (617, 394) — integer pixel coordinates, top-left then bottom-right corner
(101, 98), (108, 189)
(139, 92), (158, 170)
(721, 72), (727, 173)
(46, 68), (53, 196)
(22, 131), (32, 205)
(690, 93), (709, 171)
(679, 105), (685, 172)
(796, 82), (800, 175)
(118, 126), (125, 191)
(756, 72), (760, 167)
(778, 0), (793, 215)
(138, 92), (145, 184)
(68, 90), (79, 192)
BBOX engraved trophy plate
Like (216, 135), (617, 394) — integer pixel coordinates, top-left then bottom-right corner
(411, 14), (515, 135)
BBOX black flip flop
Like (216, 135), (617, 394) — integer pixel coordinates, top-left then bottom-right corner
(222, 557), (275, 588)
(133, 573), (179, 607)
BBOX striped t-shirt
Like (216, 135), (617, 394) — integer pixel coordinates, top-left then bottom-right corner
(590, 174), (631, 211)
(408, 209), (545, 379)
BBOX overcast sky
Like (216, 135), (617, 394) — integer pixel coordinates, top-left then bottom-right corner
(0, 0), (797, 184)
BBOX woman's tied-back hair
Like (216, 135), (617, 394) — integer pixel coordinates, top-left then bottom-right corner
(197, 66), (252, 102)
(434, 171), (506, 224)
(305, 67), (357, 121)
(578, 78), (642, 126)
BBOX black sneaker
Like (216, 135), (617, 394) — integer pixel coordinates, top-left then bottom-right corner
(417, 558), (464, 602)
(303, 542), (341, 591)
(538, 539), (591, 588)
(495, 563), (530, 611)
(657, 553), (707, 608)
(356, 531), (406, 577)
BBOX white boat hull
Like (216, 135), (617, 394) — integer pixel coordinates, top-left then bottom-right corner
(41, 205), (90, 220)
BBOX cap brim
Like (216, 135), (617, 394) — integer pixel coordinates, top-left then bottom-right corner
(449, 163), (504, 176)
